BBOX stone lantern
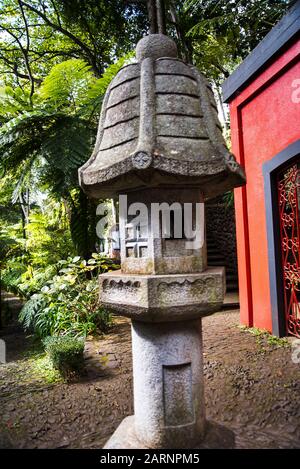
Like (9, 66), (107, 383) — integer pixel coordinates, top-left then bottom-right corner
(79, 33), (245, 448)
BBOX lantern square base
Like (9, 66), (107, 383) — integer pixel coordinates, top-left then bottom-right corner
(103, 416), (235, 449)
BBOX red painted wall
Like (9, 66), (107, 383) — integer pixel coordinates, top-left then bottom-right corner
(229, 39), (300, 332)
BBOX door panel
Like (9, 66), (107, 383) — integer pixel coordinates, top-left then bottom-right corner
(277, 160), (300, 337)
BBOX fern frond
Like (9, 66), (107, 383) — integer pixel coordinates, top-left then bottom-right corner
(41, 115), (94, 172)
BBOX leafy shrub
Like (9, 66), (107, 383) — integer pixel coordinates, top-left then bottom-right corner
(19, 294), (53, 338)
(1, 206), (75, 298)
(43, 335), (85, 380)
(1, 257), (28, 295)
(19, 254), (118, 338)
(18, 264), (58, 298)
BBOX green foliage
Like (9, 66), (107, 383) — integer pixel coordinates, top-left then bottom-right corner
(1, 258), (28, 295)
(184, 0), (293, 83)
(19, 293), (48, 335)
(40, 59), (95, 111)
(0, 108), (93, 182)
(238, 325), (290, 349)
(0, 55), (127, 306)
(223, 191), (234, 209)
(28, 354), (63, 384)
(0, 86), (34, 122)
(0, 54), (128, 183)
(43, 335), (85, 380)
(0, 55), (130, 265)
(0, 0), (146, 84)
(1, 195), (74, 297)
(19, 254), (118, 338)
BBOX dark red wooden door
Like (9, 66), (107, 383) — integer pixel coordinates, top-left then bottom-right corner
(278, 161), (300, 338)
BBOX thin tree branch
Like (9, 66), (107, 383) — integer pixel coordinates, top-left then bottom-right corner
(49, 0), (62, 28)
(169, 2), (193, 63)
(147, 0), (158, 33)
(0, 44), (42, 84)
(20, 0), (100, 75)
(156, 0), (166, 35)
(17, 0), (35, 100)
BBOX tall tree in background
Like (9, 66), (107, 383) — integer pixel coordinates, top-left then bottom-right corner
(1, 1), (294, 90)
(182, 0), (295, 83)
(0, 0), (147, 85)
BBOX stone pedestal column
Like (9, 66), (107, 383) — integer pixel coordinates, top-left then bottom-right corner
(132, 319), (205, 448)
(104, 315), (235, 449)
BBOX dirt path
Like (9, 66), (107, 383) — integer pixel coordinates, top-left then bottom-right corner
(0, 292), (299, 449)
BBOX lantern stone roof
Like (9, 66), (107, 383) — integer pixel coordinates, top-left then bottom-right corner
(79, 34), (245, 199)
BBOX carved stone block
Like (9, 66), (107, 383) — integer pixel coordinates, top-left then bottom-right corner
(99, 267), (225, 322)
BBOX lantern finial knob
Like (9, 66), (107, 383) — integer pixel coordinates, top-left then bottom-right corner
(135, 34), (178, 61)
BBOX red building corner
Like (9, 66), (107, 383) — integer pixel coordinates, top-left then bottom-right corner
(222, 1), (300, 337)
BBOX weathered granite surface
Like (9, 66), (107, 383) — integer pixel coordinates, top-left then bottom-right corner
(78, 34), (245, 199)
(104, 416), (235, 449)
(130, 319), (206, 448)
(99, 268), (225, 322)
(136, 34), (178, 61)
